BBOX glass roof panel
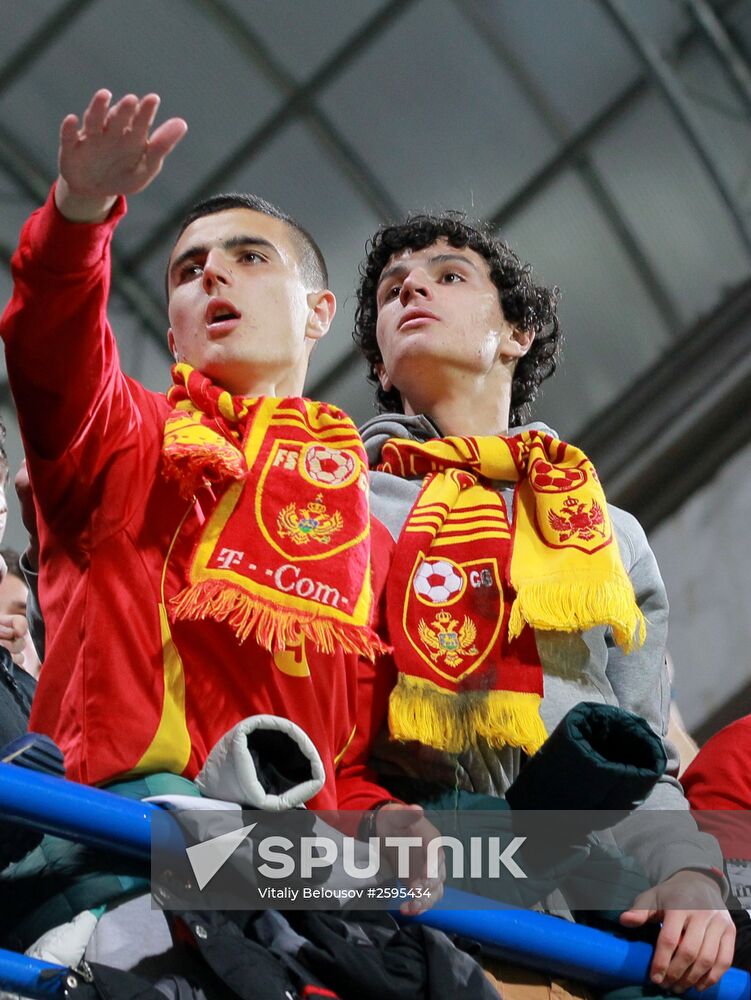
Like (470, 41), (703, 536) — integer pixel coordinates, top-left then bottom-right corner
(1, 0), (750, 444)
(224, 0), (388, 79)
(729, 0), (751, 43)
(463, 0), (642, 133)
(465, 0), (689, 135)
(0, 0), (282, 250)
(320, 0), (557, 221)
(0, 187), (37, 258)
(590, 89), (751, 329)
(502, 168), (672, 438)
(675, 40), (751, 218)
(0, 0), (62, 66)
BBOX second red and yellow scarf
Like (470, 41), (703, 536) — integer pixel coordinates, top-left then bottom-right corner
(379, 430), (645, 753)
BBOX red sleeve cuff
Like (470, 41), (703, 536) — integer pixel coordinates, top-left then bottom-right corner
(27, 184), (127, 273)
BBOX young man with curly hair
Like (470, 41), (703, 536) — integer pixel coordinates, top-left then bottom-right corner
(352, 215), (735, 992)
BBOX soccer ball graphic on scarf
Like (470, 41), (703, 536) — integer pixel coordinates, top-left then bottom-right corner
(413, 558), (465, 604)
(305, 445), (356, 484)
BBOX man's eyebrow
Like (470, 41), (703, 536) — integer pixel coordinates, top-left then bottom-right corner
(377, 252), (480, 289)
(169, 236), (280, 278)
(169, 243), (206, 278)
(377, 261), (409, 289)
(222, 235), (280, 257)
(429, 252), (480, 272)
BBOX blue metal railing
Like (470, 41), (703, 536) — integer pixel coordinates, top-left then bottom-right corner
(0, 760), (153, 859)
(0, 950), (74, 998)
(1, 762), (749, 1000)
(413, 896), (750, 1000)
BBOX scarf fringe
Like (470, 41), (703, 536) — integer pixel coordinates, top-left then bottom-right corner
(388, 673), (547, 755)
(508, 575), (647, 655)
(170, 580), (389, 662)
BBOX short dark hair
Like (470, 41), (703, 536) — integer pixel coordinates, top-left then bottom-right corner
(353, 213), (561, 427)
(167, 193), (328, 297)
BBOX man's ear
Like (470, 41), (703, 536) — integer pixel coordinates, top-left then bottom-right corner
(305, 290), (336, 343)
(375, 361), (393, 392)
(502, 324), (535, 361)
(167, 329), (179, 362)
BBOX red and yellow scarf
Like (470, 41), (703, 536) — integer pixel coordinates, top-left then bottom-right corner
(379, 430), (645, 753)
(162, 364), (386, 659)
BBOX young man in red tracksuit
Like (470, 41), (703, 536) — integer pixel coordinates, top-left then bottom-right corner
(1, 89), (440, 911)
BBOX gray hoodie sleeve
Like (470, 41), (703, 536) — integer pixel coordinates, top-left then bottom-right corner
(606, 508), (724, 887)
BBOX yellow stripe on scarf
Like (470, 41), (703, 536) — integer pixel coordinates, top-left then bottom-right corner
(382, 430), (646, 654)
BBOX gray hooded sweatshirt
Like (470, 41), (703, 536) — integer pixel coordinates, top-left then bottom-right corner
(361, 411), (722, 887)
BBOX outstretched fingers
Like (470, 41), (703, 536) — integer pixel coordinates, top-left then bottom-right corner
(130, 93), (161, 144)
(56, 89), (186, 210)
(144, 117), (189, 173)
(81, 89), (112, 134)
(59, 114), (81, 150)
(105, 93), (139, 135)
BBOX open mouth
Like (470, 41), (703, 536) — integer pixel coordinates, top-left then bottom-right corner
(205, 300), (241, 327)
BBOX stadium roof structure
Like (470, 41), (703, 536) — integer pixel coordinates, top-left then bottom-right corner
(1, 0), (751, 544)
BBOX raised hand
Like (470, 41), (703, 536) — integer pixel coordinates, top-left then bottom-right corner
(56, 89), (187, 222)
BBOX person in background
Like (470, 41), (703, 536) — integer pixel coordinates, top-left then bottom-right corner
(0, 427), (29, 670)
(0, 437), (45, 873)
(682, 717), (751, 970)
(12, 460), (44, 663)
(0, 548), (40, 678)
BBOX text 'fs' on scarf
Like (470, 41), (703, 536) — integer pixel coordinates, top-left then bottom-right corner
(378, 430), (646, 754)
(161, 364), (387, 660)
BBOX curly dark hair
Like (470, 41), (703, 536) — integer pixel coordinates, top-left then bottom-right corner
(353, 214), (561, 427)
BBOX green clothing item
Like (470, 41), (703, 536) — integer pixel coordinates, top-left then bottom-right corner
(0, 772), (199, 950)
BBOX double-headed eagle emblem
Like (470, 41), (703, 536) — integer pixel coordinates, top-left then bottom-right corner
(277, 493), (343, 545)
(418, 610), (479, 668)
(547, 496), (605, 542)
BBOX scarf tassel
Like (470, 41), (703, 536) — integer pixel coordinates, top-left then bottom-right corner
(170, 581), (389, 662)
(162, 439), (246, 500)
(388, 673), (547, 755)
(508, 575), (647, 655)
